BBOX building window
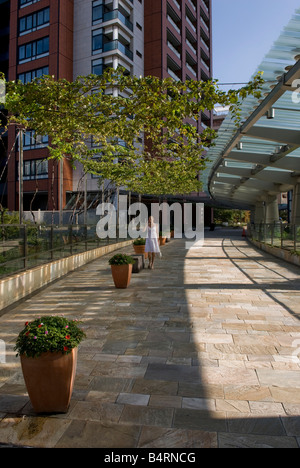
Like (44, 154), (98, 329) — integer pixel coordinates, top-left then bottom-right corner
(92, 29), (103, 54)
(23, 159), (49, 180)
(18, 66), (49, 84)
(19, 8), (50, 35)
(92, 0), (104, 25)
(18, 37), (49, 64)
(19, 0), (42, 8)
(23, 131), (49, 150)
(92, 58), (103, 76)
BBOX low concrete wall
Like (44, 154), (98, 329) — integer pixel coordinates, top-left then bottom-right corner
(249, 238), (300, 267)
(0, 240), (133, 311)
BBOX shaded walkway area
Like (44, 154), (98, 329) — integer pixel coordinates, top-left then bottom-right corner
(0, 228), (299, 448)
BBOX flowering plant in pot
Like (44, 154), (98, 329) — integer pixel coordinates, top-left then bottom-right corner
(108, 253), (135, 288)
(15, 315), (86, 414)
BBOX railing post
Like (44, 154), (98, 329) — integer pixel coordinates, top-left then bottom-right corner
(280, 222), (283, 249)
(23, 225), (28, 270)
(294, 224), (297, 252)
(50, 226), (54, 260)
(69, 225), (73, 255)
(271, 222), (274, 246)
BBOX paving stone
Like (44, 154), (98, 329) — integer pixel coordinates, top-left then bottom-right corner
(218, 432), (299, 448)
(55, 420), (141, 448)
(226, 414), (286, 436)
(138, 426), (218, 448)
(120, 405), (174, 427)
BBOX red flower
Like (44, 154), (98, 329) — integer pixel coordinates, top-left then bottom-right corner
(25, 322), (29, 326)
(25, 332), (30, 336)
(63, 346), (69, 352)
(38, 324), (42, 328)
(65, 335), (70, 340)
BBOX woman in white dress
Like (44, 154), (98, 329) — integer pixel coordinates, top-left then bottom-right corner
(145, 216), (161, 269)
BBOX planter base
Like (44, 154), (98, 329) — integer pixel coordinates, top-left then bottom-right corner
(133, 245), (148, 259)
(21, 348), (78, 414)
(111, 264), (133, 288)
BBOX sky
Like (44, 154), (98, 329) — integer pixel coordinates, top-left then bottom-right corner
(212, 0), (300, 89)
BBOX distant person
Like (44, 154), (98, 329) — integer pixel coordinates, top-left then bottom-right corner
(145, 216), (161, 269)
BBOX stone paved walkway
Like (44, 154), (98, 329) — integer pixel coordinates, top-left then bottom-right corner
(0, 228), (299, 448)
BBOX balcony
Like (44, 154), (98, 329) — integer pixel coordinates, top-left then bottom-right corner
(187, 0), (197, 12)
(200, 17), (209, 34)
(185, 15), (196, 34)
(201, 0), (209, 16)
(167, 68), (181, 81)
(201, 58), (210, 72)
(172, 0), (181, 11)
(186, 61), (197, 77)
(103, 10), (133, 32)
(167, 15), (181, 35)
(103, 40), (133, 61)
(167, 41), (181, 59)
(186, 38), (197, 56)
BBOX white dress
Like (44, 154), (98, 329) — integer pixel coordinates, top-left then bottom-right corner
(145, 224), (161, 253)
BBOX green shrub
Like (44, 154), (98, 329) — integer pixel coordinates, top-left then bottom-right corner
(133, 238), (146, 245)
(108, 253), (135, 265)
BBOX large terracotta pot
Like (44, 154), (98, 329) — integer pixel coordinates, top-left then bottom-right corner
(20, 348), (78, 414)
(159, 236), (166, 246)
(111, 264), (133, 288)
(133, 244), (148, 259)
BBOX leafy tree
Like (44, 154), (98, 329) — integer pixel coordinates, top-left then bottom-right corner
(2, 68), (264, 196)
(214, 208), (250, 225)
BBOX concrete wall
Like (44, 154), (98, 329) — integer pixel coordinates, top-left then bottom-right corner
(0, 240), (132, 312)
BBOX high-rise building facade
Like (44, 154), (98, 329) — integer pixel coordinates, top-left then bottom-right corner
(1, 0), (212, 213)
(145, 0), (212, 130)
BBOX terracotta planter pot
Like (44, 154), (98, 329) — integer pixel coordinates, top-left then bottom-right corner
(20, 348), (78, 414)
(133, 244), (148, 259)
(111, 264), (133, 288)
(159, 236), (166, 246)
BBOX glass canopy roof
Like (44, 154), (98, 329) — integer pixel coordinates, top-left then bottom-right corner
(201, 7), (300, 210)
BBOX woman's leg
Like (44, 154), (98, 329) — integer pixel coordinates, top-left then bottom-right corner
(151, 253), (156, 269)
(148, 253), (152, 268)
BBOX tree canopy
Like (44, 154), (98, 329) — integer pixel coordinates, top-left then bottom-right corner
(2, 68), (264, 195)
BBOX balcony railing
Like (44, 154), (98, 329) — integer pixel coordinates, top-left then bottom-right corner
(248, 222), (300, 252)
(186, 62), (197, 76)
(186, 15), (196, 33)
(167, 15), (181, 34)
(200, 17), (209, 34)
(186, 38), (197, 55)
(0, 224), (130, 279)
(167, 41), (181, 59)
(103, 10), (133, 32)
(103, 40), (133, 60)
(167, 68), (181, 81)
(187, 0), (196, 12)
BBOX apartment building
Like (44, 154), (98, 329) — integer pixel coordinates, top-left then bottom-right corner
(1, 0), (212, 213)
(71, 0), (144, 205)
(145, 0), (212, 131)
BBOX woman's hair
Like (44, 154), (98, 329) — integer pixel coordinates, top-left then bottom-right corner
(148, 216), (155, 226)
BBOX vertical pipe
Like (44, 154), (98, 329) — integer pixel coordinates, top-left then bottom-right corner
(19, 129), (23, 224)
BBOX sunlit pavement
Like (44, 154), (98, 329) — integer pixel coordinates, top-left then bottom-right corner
(0, 228), (299, 448)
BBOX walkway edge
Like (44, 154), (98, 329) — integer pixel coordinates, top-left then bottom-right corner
(248, 238), (300, 267)
(0, 240), (132, 311)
